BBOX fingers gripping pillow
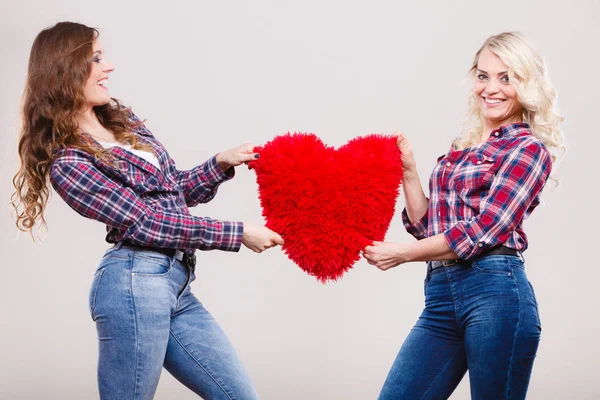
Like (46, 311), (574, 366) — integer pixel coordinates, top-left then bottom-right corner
(251, 133), (403, 282)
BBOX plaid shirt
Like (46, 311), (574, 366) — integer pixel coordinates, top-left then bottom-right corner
(402, 123), (552, 260)
(50, 111), (243, 252)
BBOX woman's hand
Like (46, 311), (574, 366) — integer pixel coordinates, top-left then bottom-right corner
(216, 143), (259, 171)
(396, 133), (417, 177)
(362, 241), (411, 271)
(242, 223), (284, 253)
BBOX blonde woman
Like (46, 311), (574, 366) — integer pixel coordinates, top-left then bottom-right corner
(363, 32), (563, 399)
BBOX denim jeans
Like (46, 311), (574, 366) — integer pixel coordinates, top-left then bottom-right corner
(378, 255), (541, 400)
(89, 242), (260, 400)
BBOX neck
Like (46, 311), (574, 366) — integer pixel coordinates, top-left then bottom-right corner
(74, 106), (118, 142)
(75, 107), (103, 132)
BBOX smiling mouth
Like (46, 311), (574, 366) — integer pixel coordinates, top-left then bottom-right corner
(98, 78), (108, 88)
(484, 97), (505, 105)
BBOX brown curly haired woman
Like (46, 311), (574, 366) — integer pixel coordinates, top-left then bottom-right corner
(12, 21), (283, 400)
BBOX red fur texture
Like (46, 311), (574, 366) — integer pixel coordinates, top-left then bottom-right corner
(251, 133), (403, 282)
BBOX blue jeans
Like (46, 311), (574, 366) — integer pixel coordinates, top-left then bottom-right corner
(89, 242), (259, 399)
(379, 255), (541, 400)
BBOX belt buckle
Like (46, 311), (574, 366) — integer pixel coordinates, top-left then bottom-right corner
(183, 253), (196, 270)
(444, 259), (460, 267)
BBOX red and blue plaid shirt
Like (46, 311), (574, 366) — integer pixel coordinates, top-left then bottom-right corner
(50, 110), (243, 253)
(402, 123), (552, 260)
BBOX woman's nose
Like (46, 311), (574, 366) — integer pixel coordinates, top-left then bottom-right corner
(103, 59), (115, 73)
(485, 78), (500, 95)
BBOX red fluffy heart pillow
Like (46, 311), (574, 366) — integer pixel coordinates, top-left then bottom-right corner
(251, 133), (402, 282)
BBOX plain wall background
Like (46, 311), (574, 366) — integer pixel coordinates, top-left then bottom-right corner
(1, 0), (598, 399)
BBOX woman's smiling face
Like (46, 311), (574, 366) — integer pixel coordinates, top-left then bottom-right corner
(474, 47), (523, 127)
(82, 39), (114, 108)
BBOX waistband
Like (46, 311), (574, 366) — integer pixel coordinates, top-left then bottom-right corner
(430, 245), (520, 271)
(119, 241), (196, 270)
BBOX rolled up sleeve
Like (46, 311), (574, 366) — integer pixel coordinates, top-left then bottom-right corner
(401, 206), (429, 240)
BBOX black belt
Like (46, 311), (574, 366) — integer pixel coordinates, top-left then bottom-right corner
(120, 241), (196, 270)
(430, 246), (519, 270)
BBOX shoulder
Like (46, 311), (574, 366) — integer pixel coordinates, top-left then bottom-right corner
(52, 146), (95, 166)
(48, 148), (95, 189)
(506, 130), (551, 163)
(50, 147), (96, 183)
(499, 130), (552, 179)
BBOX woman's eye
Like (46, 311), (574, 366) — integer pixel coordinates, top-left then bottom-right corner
(93, 56), (103, 63)
(476, 74), (487, 80)
(501, 76), (510, 83)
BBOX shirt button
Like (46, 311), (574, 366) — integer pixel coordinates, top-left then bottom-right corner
(446, 162), (451, 167)
(477, 160), (482, 165)
(494, 132), (500, 137)
(477, 242), (484, 248)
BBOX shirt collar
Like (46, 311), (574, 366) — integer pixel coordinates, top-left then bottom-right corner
(488, 123), (531, 139)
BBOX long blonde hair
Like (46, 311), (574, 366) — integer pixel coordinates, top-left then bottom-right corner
(456, 32), (565, 166)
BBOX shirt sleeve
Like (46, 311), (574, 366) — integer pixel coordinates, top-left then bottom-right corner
(443, 140), (552, 259)
(401, 206), (429, 240)
(50, 159), (243, 252)
(171, 155), (235, 207)
(125, 110), (236, 208)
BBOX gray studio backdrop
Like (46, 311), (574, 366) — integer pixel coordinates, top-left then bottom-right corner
(1, 1), (598, 399)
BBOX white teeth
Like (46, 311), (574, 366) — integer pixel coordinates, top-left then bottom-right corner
(98, 79), (107, 86)
(485, 98), (503, 104)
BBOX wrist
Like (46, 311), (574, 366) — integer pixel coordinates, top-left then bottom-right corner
(396, 243), (414, 263)
(215, 153), (230, 172)
(403, 169), (419, 182)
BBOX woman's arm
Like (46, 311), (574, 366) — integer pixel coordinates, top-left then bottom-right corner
(363, 234), (458, 270)
(171, 155), (235, 207)
(127, 110), (258, 208)
(363, 138), (552, 270)
(397, 134), (429, 224)
(171, 144), (259, 208)
(397, 134), (431, 240)
(51, 155), (282, 252)
(51, 158), (243, 251)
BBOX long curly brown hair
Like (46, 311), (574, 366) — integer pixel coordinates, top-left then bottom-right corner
(12, 21), (151, 238)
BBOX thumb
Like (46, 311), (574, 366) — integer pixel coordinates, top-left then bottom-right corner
(272, 233), (284, 246)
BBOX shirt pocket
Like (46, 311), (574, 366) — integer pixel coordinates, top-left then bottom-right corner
(454, 153), (497, 190)
(116, 160), (161, 193)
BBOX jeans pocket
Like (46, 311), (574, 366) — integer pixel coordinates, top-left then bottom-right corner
(131, 252), (173, 276)
(89, 268), (106, 321)
(473, 255), (514, 276)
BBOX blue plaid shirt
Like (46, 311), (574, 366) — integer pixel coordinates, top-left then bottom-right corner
(50, 110), (243, 252)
